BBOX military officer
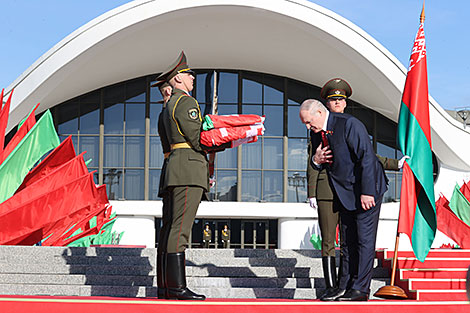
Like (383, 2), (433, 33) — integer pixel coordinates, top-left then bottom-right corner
(158, 51), (208, 300)
(308, 78), (407, 301)
(221, 225), (230, 248)
(153, 80), (173, 299)
(203, 224), (212, 248)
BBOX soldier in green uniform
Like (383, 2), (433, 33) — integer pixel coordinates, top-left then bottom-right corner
(203, 224), (212, 248)
(157, 51), (208, 300)
(153, 80), (173, 299)
(221, 225), (230, 248)
(308, 78), (408, 301)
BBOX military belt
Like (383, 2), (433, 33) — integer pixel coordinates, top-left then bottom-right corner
(171, 142), (191, 150)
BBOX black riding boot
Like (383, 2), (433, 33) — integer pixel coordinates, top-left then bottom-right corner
(320, 256), (343, 301)
(166, 252), (206, 300)
(156, 252), (167, 299)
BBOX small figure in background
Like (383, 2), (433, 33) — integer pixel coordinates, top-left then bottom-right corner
(203, 224), (212, 248)
(221, 224), (230, 248)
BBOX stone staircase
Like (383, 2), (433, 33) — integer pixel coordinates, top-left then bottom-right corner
(0, 246), (389, 299)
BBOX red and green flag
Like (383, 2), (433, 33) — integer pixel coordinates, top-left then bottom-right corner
(449, 183), (470, 226)
(397, 14), (436, 262)
(0, 110), (60, 204)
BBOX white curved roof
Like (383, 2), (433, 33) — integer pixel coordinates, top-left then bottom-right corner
(4, 0), (470, 170)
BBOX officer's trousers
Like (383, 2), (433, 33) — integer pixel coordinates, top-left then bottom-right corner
(157, 158), (171, 254)
(318, 199), (339, 257)
(157, 192), (172, 254)
(166, 186), (204, 253)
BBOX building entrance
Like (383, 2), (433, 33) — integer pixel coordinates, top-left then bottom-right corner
(155, 218), (277, 249)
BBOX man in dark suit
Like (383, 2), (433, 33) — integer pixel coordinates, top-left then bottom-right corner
(308, 78), (406, 301)
(300, 99), (388, 301)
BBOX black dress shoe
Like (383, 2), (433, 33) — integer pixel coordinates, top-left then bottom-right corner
(335, 288), (368, 301)
(320, 288), (346, 301)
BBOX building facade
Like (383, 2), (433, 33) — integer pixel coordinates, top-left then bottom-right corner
(4, 0), (470, 249)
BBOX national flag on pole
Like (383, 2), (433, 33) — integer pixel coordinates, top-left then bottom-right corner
(397, 11), (436, 262)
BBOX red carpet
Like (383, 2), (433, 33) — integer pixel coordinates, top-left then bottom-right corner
(0, 296), (468, 313)
(377, 249), (470, 301)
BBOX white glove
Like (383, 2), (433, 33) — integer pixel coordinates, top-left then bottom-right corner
(209, 176), (216, 188)
(398, 155), (410, 169)
(308, 197), (318, 209)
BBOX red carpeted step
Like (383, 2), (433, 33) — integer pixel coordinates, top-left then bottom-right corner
(399, 269), (468, 279)
(383, 258), (470, 269)
(415, 290), (469, 301)
(1, 296), (470, 313)
(379, 249), (470, 260)
(408, 279), (466, 290)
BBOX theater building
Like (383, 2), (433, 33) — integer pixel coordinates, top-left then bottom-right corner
(4, 0), (470, 249)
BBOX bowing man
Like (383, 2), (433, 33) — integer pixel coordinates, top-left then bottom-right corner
(299, 99), (388, 301)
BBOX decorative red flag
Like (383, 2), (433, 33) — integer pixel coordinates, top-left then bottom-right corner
(45, 186), (109, 246)
(459, 180), (470, 200)
(436, 195), (470, 249)
(20, 185), (109, 246)
(0, 103), (39, 164)
(16, 135), (76, 192)
(0, 173), (104, 245)
(0, 153), (90, 215)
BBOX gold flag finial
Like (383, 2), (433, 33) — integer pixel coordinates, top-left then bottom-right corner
(420, 0), (425, 23)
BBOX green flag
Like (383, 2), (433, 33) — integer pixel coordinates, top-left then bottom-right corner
(449, 183), (470, 227)
(0, 110), (60, 203)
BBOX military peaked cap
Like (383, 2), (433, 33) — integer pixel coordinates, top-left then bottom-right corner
(156, 51), (195, 82)
(151, 80), (171, 88)
(320, 78), (352, 99)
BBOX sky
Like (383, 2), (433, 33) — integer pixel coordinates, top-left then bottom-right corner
(1, 0), (469, 111)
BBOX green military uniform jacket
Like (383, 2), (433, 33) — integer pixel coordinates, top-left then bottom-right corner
(162, 88), (209, 191)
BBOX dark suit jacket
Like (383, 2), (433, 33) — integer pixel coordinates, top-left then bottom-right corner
(311, 112), (387, 211)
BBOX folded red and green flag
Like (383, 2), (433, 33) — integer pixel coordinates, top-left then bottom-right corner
(202, 114), (265, 131)
(200, 124), (264, 147)
(200, 114), (265, 147)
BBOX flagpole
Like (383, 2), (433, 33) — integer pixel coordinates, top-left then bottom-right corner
(374, 232), (408, 299)
(375, 1), (426, 300)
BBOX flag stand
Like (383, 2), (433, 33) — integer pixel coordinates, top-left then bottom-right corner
(374, 232), (408, 299)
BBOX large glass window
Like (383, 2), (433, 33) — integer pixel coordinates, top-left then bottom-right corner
(52, 70), (403, 203)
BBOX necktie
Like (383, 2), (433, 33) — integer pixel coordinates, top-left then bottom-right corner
(321, 130), (329, 148)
